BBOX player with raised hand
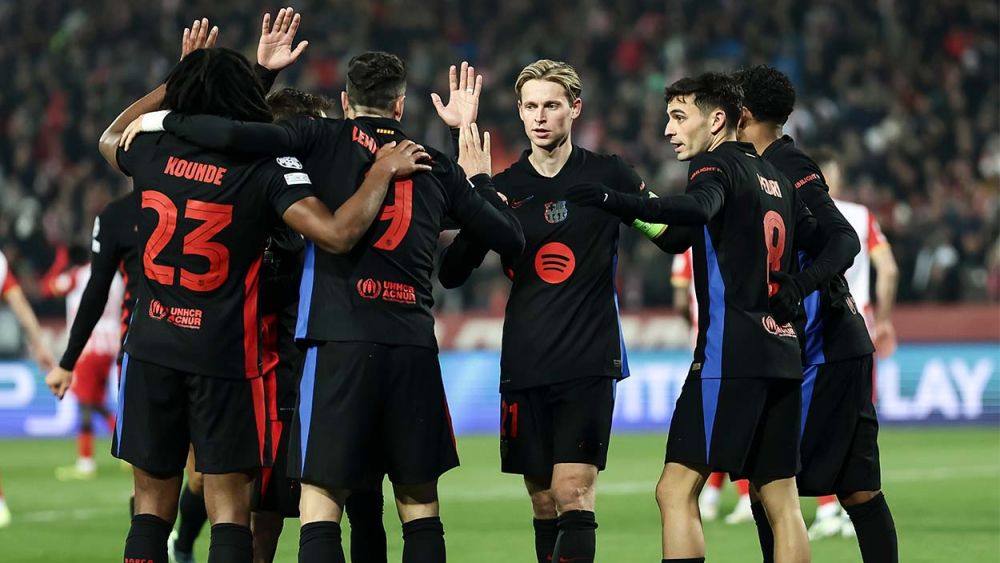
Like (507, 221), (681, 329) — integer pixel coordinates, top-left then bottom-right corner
(567, 72), (840, 563)
(435, 59), (686, 563)
(735, 66), (897, 563)
(73, 17), (429, 563)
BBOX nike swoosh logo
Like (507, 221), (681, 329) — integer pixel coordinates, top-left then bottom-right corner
(510, 195), (535, 208)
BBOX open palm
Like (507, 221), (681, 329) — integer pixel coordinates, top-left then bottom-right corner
(257, 7), (309, 71)
(431, 61), (482, 128)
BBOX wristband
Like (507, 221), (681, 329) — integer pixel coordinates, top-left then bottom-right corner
(630, 191), (668, 239)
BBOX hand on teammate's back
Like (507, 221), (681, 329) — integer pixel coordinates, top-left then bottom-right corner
(768, 270), (805, 325)
(457, 124), (491, 178)
(179, 18), (218, 61)
(431, 61), (482, 128)
(373, 140), (433, 177)
(257, 7), (309, 71)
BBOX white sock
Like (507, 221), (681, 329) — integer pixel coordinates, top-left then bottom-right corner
(816, 501), (840, 520)
(701, 486), (721, 505)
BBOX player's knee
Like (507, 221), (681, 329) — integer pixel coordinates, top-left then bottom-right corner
(528, 488), (558, 519)
(299, 484), (345, 524)
(551, 478), (594, 512)
(838, 489), (879, 507)
(187, 470), (204, 495)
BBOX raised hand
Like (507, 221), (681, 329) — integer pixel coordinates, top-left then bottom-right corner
(257, 7), (309, 71)
(431, 61), (482, 128)
(373, 140), (433, 177)
(457, 123), (492, 178)
(180, 18), (219, 60)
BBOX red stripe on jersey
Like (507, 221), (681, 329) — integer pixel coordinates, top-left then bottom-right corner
(243, 257), (262, 378)
(119, 265), (131, 344)
(250, 375), (267, 466)
(867, 211), (888, 252)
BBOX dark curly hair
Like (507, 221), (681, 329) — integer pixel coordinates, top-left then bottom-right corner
(732, 65), (796, 125)
(164, 48), (272, 123)
(664, 72), (743, 132)
(267, 87), (334, 122)
(346, 51), (407, 113)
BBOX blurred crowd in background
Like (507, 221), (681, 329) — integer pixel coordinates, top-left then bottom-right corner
(1, 0), (997, 317)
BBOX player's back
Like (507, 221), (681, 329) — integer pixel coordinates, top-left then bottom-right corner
(689, 141), (801, 380)
(296, 115), (521, 349)
(117, 132), (311, 379)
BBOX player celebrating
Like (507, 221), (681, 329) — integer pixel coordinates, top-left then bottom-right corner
(45, 245), (125, 480)
(735, 65), (898, 562)
(48, 21), (430, 563)
(566, 72), (850, 563)
(1, 248), (56, 528)
(436, 60), (681, 563)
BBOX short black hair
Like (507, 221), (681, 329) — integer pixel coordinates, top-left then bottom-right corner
(346, 51), (406, 112)
(164, 48), (271, 123)
(267, 88), (334, 122)
(732, 65), (796, 125)
(664, 72), (743, 132)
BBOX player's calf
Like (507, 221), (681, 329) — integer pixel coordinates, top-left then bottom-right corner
(127, 468), (182, 563)
(838, 490), (898, 563)
(656, 462), (711, 559)
(393, 480), (445, 563)
(298, 484), (348, 563)
(251, 510), (284, 563)
(753, 477), (810, 563)
(203, 472), (254, 563)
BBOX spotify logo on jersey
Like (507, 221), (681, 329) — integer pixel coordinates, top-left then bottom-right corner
(534, 242), (576, 284)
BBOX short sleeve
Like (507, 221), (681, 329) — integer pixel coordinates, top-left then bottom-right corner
(0, 251), (19, 296)
(868, 211), (889, 252)
(265, 163), (315, 216)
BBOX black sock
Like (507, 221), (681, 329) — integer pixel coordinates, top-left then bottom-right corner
(751, 501), (774, 563)
(401, 516), (445, 563)
(346, 490), (387, 563)
(533, 518), (558, 563)
(844, 493), (898, 563)
(662, 559), (705, 562)
(124, 513), (172, 563)
(175, 485), (208, 553)
(552, 510), (597, 563)
(207, 523), (253, 563)
(129, 495), (135, 518)
(299, 521), (345, 563)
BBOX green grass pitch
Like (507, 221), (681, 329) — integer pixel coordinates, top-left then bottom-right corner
(1, 428), (997, 562)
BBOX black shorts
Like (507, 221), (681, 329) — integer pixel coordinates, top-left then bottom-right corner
(288, 342), (459, 491)
(499, 377), (616, 477)
(254, 367), (300, 517)
(666, 375), (800, 482)
(798, 355), (881, 496)
(112, 354), (266, 476)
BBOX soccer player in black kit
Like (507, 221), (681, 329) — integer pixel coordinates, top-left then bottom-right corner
(71, 20), (430, 563)
(138, 51), (523, 562)
(436, 60), (677, 563)
(735, 65), (898, 563)
(568, 72), (830, 563)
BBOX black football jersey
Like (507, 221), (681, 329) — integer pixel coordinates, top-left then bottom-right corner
(762, 136), (874, 365)
(59, 191), (141, 369)
(491, 147), (646, 391)
(115, 133), (311, 379)
(680, 142), (805, 380)
(296, 116), (523, 348)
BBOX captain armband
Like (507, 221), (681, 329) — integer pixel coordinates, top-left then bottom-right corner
(630, 191), (668, 240)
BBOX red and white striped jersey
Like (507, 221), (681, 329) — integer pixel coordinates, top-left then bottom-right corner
(671, 249), (698, 346)
(833, 199), (888, 317)
(51, 264), (124, 357)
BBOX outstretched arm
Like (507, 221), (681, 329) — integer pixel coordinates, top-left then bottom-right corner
(99, 18), (218, 172)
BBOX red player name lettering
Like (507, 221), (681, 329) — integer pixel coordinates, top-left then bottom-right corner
(757, 174), (783, 198)
(163, 156), (227, 186)
(352, 126), (379, 154)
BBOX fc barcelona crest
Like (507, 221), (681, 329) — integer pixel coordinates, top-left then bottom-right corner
(544, 200), (568, 224)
